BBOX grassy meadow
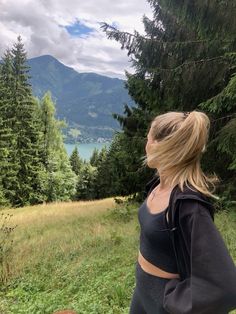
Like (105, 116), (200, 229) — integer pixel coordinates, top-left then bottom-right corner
(0, 198), (235, 314)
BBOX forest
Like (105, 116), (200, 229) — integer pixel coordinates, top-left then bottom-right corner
(0, 0), (235, 210)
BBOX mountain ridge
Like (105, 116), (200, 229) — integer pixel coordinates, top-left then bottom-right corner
(27, 55), (133, 142)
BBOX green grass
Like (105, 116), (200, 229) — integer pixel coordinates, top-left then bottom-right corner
(0, 199), (235, 314)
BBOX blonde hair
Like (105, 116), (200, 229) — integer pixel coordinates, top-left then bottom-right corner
(142, 110), (220, 200)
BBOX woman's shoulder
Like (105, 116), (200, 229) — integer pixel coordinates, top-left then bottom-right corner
(173, 183), (215, 220)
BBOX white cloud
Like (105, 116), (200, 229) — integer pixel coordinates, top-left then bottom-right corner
(0, 0), (153, 78)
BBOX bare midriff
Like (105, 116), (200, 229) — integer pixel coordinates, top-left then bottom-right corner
(138, 250), (180, 279)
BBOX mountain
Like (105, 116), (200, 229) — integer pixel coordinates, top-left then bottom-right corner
(27, 55), (134, 142)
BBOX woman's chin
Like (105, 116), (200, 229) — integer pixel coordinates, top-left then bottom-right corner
(147, 160), (157, 169)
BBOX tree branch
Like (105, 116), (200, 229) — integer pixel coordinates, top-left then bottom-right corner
(101, 22), (235, 46)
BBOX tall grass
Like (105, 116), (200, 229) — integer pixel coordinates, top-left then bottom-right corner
(0, 199), (235, 313)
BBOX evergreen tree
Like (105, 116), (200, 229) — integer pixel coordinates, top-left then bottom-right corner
(91, 146), (108, 198)
(90, 148), (100, 167)
(75, 162), (97, 200)
(0, 116), (11, 207)
(0, 49), (20, 206)
(101, 0), (236, 200)
(69, 146), (83, 175)
(72, 146), (110, 201)
(95, 132), (152, 200)
(69, 146), (83, 201)
(9, 36), (46, 206)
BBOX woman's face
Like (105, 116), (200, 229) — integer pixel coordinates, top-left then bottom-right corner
(145, 126), (157, 158)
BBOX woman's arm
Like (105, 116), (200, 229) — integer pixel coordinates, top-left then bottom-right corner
(163, 200), (236, 314)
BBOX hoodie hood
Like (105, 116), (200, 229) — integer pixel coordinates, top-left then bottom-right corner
(174, 183), (215, 221)
(145, 175), (215, 220)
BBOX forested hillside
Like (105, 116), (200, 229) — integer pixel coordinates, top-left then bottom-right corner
(28, 55), (134, 142)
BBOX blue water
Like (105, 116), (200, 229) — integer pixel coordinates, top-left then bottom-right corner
(64, 142), (110, 161)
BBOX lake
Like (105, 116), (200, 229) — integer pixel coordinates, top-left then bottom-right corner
(64, 142), (110, 161)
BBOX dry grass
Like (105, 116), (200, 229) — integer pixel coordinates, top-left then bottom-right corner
(5, 197), (117, 226)
(2, 197), (120, 278)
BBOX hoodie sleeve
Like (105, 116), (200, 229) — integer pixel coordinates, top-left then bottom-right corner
(163, 199), (236, 314)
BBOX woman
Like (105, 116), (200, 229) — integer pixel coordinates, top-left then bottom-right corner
(129, 111), (236, 314)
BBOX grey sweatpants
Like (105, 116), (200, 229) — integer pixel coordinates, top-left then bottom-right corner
(129, 261), (171, 314)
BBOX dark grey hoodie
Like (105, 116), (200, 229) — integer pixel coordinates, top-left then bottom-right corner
(145, 175), (236, 314)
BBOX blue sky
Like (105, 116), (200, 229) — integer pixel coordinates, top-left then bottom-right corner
(0, 0), (152, 78)
(65, 21), (94, 37)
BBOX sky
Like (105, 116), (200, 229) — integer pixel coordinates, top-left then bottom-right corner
(0, 0), (153, 79)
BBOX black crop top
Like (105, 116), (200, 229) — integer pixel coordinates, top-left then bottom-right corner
(138, 198), (178, 273)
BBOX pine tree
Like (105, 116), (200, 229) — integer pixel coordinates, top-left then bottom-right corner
(101, 0), (236, 200)
(0, 116), (11, 207)
(75, 162), (97, 200)
(9, 36), (46, 206)
(90, 148), (100, 167)
(93, 133), (153, 200)
(69, 146), (83, 175)
(0, 49), (19, 206)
